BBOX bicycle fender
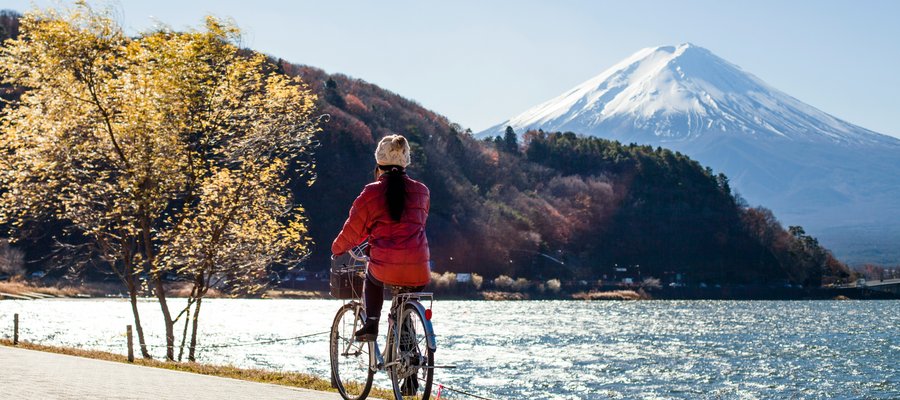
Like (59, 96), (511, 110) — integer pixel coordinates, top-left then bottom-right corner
(407, 302), (437, 351)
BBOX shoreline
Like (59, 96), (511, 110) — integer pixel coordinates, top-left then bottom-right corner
(3, 280), (897, 301)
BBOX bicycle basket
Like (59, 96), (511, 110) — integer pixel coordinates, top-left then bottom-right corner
(329, 267), (365, 299)
(329, 254), (365, 299)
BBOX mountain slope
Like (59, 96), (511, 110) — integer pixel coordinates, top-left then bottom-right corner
(482, 43), (900, 263)
(271, 61), (850, 286)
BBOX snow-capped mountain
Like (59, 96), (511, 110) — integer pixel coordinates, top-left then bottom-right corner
(482, 43), (900, 263)
(484, 43), (897, 147)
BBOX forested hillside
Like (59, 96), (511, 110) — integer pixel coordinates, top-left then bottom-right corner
(0, 7), (851, 287)
(277, 61), (852, 286)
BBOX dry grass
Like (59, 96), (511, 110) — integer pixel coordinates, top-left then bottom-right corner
(571, 290), (648, 300)
(264, 289), (329, 299)
(480, 291), (530, 300)
(0, 280), (230, 300)
(0, 280), (118, 299)
(0, 339), (392, 398)
(164, 282), (225, 298)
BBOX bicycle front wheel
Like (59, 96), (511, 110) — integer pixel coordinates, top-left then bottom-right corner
(330, 302), (375, 400)
(388, 303), (435, 400)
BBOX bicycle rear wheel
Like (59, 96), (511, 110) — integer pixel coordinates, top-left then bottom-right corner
(330, 302), (375, 400)
(388, 303), (434, 400)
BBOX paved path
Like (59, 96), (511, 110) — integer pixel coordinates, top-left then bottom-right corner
(0, 345), (344, 399)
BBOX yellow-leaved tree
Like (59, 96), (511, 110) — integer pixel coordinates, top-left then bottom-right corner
(158, 160), (308, 361)
(0, 4), (318, 361)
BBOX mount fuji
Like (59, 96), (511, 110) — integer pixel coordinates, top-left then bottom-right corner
(482, 43), (900, 263)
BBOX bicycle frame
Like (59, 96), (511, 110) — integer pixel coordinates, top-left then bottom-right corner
(346, 244), (437, 372)
(371, 293), (437, 374)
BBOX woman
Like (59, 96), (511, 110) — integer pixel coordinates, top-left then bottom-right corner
(332, 134), (431, 342)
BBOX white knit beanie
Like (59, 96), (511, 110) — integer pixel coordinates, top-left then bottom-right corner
(374, 134), (411, 167)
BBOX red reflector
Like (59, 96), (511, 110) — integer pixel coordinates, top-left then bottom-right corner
(425, 309), (432, 320)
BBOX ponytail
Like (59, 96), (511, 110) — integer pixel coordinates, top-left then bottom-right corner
(379, 165), (406, 221)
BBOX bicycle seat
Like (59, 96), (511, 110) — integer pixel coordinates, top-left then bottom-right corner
(391, 286), (420, 295)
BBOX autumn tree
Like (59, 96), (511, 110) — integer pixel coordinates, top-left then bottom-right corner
(0, 4), (318, 360)
(0, 5), (156, 357)
(159, 161), (308, 361)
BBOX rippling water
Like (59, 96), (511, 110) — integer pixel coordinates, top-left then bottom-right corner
(1, 298), (898, 399)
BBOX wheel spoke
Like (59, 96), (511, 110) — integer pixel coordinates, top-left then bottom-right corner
(331, 303), (374, 400)
(389, 303), (434, 400)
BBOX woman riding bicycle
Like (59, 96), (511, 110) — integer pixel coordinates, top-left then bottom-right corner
(332, 134), (431, 342)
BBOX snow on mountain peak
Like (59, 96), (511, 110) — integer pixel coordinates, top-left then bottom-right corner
(485, 44), (897, 146)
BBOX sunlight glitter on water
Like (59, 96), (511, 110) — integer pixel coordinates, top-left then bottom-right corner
(1, 299), (898, 399)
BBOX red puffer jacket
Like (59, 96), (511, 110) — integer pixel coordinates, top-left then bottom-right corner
(332, 174), (431, 287)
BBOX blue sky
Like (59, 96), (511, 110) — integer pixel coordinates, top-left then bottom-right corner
(6, 0), (900, 137)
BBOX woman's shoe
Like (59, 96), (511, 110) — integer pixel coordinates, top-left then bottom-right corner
(354, 318), (378, 342)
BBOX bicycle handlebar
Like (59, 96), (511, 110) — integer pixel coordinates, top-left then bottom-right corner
(348, 241), (369, 262)
(330, 241), (369, 263)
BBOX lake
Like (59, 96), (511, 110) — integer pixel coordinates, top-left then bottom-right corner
(1, 298), (898, 399)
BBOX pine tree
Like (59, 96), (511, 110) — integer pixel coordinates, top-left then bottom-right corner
(325, 77), (346, 109)
(503, 126), (519, 153)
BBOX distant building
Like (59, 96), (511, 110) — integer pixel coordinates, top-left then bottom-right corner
(456, 273), (472, 283)
(293, 270), (312, 282)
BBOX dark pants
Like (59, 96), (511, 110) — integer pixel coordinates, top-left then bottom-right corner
(363, 272), (425, 321)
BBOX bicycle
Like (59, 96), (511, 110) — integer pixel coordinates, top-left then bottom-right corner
(329, 242), (442, 400)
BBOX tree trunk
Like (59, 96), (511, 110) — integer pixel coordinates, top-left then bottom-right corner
(188, 296), (202, 362)
(154, 278), (176, 361)
(177, 299), (193, 362)
(140, 210), (175, 361)
(127, 277), (151, 359)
